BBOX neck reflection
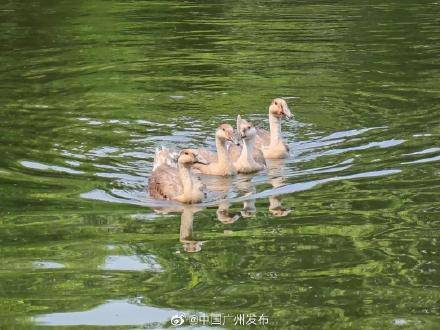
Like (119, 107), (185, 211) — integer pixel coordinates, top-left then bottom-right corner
(266, 159), (291, 217)
(154, 205), (205, 253)
(235, 176), (257, 218)
(179, 206), (205, 253)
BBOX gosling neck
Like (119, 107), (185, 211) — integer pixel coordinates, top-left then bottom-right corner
(215, 136), (230, 165)
(241, 136), (256, 163)
(178, 163), (194, 199)
(269, 114), (283, 145)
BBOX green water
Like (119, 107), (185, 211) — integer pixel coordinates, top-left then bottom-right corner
(1, 0), (439, 328)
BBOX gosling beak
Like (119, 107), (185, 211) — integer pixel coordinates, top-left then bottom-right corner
(226, 132), (240, 145)
(195, 154), (208, 165)
(232, 132), (241, 145)
(282, 105), (292, 119)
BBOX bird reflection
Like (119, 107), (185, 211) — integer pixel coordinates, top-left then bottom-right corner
(154, 205), (205, 253)
(216, 201), (240, 224)
(266, 159), (291, 217)
(201, 175), (233, 199)
(179, 205), (205, 253)
(199, 175), (242, 224)
(150, 159), (292, 253)
(237, 179), (257, 218)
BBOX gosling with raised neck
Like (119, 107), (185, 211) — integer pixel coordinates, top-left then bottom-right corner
(193, 124), (237, 176)
(256, 98), (292, 159)
(233, 115), (266, 174)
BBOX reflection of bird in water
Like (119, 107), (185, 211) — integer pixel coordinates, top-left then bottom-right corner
(235, 176), (257, 218)
(179, 205), (205, 253)
(242, 199), (256, 218)
(216, 201), (240, 224)
(154, 205), (205, 253)
(266, 158), (292, 217)
(200, 175), (233, 199)
(269, 196), (291, 217)
(197, 175), (243, 224)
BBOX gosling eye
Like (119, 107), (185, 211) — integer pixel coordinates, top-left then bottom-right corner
(247, 126), (251, 130)
(274, 101), (278, 105)
(184, 152), (189, 155)
(222, 128), (225, 131)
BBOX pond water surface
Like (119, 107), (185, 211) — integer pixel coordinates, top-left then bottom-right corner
(0, 0), (439, 328)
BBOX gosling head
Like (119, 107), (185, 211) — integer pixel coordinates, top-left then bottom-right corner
(236, 115), (256, 141)
(269, 98), (292, 119)
(216, 124), (236, 143)
(178, 149), (208, 166)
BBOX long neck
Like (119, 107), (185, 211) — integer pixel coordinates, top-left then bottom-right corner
(178, 164), (193, 197)
(269, 114), (282, 145)
(241, 136), (255, 163)
(216, 136), (229, 164)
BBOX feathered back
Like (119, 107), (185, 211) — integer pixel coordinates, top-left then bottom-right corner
(152, 147), (178, 171)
